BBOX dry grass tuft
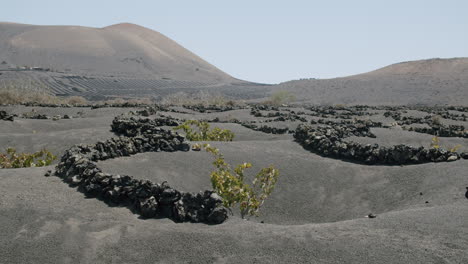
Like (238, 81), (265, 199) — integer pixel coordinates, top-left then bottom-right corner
(98, 97), (154, 105)
(263, 90), (296, 106)
(160, 90), (241, 107)
(0, 80), (88, 105)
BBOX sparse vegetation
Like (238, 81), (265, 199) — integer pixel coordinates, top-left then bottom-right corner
(174, 120), (234, 141)
(191, 143), (202, 151)
(66, 96), (89, 105)
(161, 90), (239, 107)
(431, 115), (442, 126)
(204, 144), (279, 219)
(0, 80), (88, 105)
(0, 147), (57, 168)
(97, 97), (154, 105)
(430, 136), (440, 149)
(450, 145), (462, 153)
(265, 90), (296, 105)
(429, 136), (461, 152)
(334, 104), (346, 109)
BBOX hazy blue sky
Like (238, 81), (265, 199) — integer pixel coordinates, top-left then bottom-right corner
(3, 0), (467, 83)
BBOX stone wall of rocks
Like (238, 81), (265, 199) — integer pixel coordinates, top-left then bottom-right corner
(241, 122), (291, 134)
(54, 117), (228, 224)
(408, 125), (467, 138)
(183, 104), (245, 113)
(305, 106), (376, 119)
(250, 109), (306, 122)
(111, 116), (181, 137)
(382, 111), (467, 138)
(0, 110), (14, 121)
(90, 103), (165, 110)
(20, 113), (74, 120)
(417, 109), (467, 121)
(310, 119), (381, 138)
(294, 123), (466, 165)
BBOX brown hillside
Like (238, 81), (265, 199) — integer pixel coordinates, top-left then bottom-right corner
(0, 22), (235, 83)
(274, 58), (468, 105)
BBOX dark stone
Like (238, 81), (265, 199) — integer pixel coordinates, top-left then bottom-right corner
(0, 111), (14, 121)
(207, 207), (229, 224)
(172, 200), (188, 222)
(139, 196), (158, 218)
(159, 188), (181, 204)
(178, 142), (190, 152)
(83, 183), (101, 197)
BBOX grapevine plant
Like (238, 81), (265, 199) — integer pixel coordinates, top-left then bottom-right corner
(203, 144), (279, 219)
(174, 120), (234, 141)
(0, 147), (57, 168)
(430, 136), (461, 152)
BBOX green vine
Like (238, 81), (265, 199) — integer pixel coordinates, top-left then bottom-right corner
(0, 147), (57, 168)
(203, 144), (279, 219)
(174, 120), (234, 141)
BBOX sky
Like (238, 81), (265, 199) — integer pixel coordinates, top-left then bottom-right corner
(2, 0), (468, 84)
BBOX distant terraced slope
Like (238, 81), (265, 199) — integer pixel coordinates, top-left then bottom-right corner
(274, 58), (468, 105)
(0, 22), (268, 100)
(0, 22), (237, 83)
(0, 70), (270, 100)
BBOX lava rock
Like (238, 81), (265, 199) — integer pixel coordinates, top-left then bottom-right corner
(207, 207), (229, 224)
(0, 111), (14, 121)
(139, 196), (159, 218)
(447, 155), (458, 162)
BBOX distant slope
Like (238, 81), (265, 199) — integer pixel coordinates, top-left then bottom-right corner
(0, 22), (236, 83)
(274, 58), (468, 105)
(1, 22), (466, 105)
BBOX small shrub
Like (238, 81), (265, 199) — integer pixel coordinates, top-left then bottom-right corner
(0, 147), (57, 168)
(98, 97), (153, 105)
(64, 96), (88, 105)
(160, 90), (239, 107)
(204, 144), (279, 219)
(160, 92), (191, 106)
(431, 115), (442, 126)
(0, 80), (58, 105)
(192, 143), (202, 151)
(0, 80), (90, 105)
(334, 104), (346, 109)
(450, 144), (461, 153)
(430, 136), (461, 152)
(174, 120), (234, 141)
(266, 90), (296, 105)
(430, 136), (440, 149)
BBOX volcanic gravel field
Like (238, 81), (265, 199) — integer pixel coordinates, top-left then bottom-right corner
(0, 104), (467, 263)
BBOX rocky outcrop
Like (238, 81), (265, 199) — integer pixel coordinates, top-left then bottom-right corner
(54, 117), (228, 224)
